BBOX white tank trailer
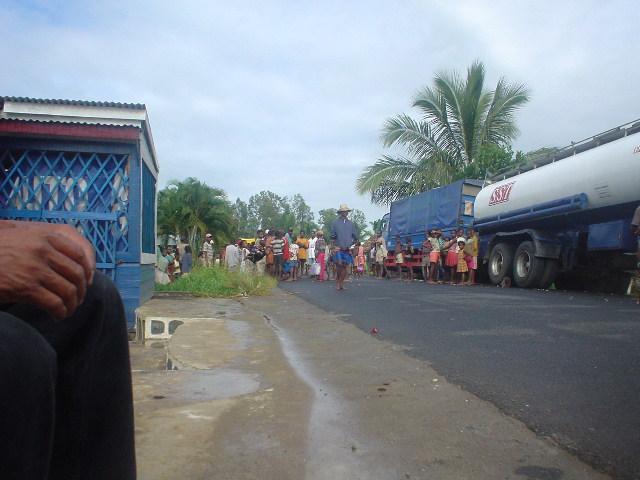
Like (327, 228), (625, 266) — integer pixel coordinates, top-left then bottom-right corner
(474, 119), (640, 292)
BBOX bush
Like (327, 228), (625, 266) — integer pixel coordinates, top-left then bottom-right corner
(155, 267), (276, 297)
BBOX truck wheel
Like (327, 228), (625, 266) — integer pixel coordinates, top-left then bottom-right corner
(488, 243), (514, 285)
(513, 241), (546, 288)
(537, 259), (558, 289)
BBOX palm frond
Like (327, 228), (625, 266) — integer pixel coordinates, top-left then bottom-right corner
(482, 77), (530, 145)
(356, 155), (420, 195)
(414, 80), (464, 164)
(380, 114), (439, 159)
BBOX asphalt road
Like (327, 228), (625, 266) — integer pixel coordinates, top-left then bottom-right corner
(280, 275), (640, 480)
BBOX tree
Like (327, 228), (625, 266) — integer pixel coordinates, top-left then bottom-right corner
(318, 208), (337, 235)
(157, 177), (233, 252)
(157, 185), (183, 241)
(350, 209), (368, 240)
(232, 198), (253, 237)
(290, 194), (317, 234)
(524, 146), (560, 164)
(457, 144), (518, 180)
(357, 60), (530, 204)
(370, 218), (385, 234)
(247, 191), (289, 230)
(318, 208), (368, 240)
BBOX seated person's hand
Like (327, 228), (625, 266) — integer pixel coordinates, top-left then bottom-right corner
(0, 220), (96, 319)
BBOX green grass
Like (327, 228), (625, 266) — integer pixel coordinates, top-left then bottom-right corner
(155, 267), (277, 297)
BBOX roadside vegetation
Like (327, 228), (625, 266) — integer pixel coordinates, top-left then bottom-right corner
(155, 267), (277, 297)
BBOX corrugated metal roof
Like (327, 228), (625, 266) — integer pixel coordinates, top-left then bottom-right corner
(0, 118), (141, 128)
(2, 96), (146, 110)
(0, 118), (141, 142)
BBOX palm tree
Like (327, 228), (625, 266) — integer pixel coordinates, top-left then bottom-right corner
(357, 60), (530, 204)
(157, 177), (233, 252)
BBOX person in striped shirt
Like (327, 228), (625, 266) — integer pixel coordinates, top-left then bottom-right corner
(270, 230), (285, 279)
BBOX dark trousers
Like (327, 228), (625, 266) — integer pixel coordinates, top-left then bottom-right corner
(0, 272), (136, 480)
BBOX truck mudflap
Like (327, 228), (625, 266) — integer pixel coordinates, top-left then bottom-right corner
(485, 229), (562, 260)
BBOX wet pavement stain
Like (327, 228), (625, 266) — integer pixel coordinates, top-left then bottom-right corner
(515, 465), (564, 479)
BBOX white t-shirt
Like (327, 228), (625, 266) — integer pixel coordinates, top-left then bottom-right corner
(225, 244), (241, 269)
(289, 243), (299, 261)
(308, 237), (317, 259)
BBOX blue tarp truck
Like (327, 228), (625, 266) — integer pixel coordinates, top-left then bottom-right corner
(381, 119), (640, 292)
(381, 179), (483, 270)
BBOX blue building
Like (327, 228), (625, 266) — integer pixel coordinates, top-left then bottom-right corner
(0, 97), (159, 327)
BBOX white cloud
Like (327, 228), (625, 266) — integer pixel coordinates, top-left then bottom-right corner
(1, 0), (638, 224)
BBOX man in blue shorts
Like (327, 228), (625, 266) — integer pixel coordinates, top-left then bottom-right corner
(331, 204), (359, 290)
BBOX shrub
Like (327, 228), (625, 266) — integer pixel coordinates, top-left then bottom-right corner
(155, 267), (276, 297)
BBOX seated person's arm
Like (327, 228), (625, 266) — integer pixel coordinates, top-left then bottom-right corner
(0, 220), (95, 319)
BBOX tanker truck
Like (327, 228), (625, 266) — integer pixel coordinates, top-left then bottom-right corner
(380, 118), (640, 292)
(474, 118), (640, 292)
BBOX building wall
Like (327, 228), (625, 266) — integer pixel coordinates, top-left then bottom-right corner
(115, 263), (155, 328)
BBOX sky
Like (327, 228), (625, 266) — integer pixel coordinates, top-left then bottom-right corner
(1, 0), (638, 224)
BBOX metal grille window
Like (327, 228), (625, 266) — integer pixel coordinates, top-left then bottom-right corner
(141, 161), (156, 254)
(0, 148), (130, 276)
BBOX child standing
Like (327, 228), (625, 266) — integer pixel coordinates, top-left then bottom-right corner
(270, 231), (285, 279)
(181, 245), (193, 276)
(328, 245), (336, 281)
(428, 230), (442, 284)
(265, 230), (275, 276)
(375, 235), (389, 279)
(288, 241), (299, 281)
(421, 230), (433, 283)
(456, 237), (469, 284)
(315, 231), (327, 281)
(404, 240), (415, 282)
(355, 241), (365, 277)
(394, 235), (404, 280)
(444, 236), (458, 284)
(295, 232), (308, 276)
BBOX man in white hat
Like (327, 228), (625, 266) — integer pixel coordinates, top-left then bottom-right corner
(331, 204), (359, 290)
(201, 233), (215, 267)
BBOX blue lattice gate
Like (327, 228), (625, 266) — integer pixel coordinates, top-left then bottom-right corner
(0, 148), (130, 279)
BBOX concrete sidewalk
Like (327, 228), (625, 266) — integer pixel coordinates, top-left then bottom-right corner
(131, 290), (609, 480)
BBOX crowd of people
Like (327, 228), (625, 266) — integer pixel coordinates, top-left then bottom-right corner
(155, 243), (193, 284)
(209, 225), (480, 287)
(156, 202), (483, 289)
(227, 204), (359, 290)
(157, 203), (640, 300)
(382, 227), (480, 285)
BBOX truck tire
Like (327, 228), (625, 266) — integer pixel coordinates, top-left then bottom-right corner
(488, 242), (514, 285)
(513, 241), (546, 288)
(537, 259), (558, 290)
